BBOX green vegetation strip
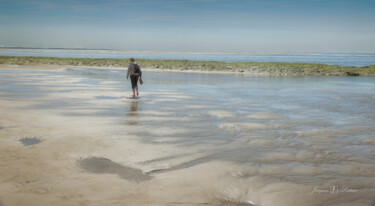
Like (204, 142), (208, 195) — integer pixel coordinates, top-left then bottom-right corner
(1, 56), (374, 76)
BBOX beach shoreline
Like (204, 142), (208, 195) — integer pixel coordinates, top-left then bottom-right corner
(1, 56), (374, 76)
(0, 64), (277, 77)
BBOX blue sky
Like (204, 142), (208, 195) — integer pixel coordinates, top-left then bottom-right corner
(0, 0), (374, 53)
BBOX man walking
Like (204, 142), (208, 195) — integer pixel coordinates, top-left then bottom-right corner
(126, 58), (142, 97)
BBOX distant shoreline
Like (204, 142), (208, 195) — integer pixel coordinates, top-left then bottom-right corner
(1, 56), (374, 76)
(1, 47), (375, 56)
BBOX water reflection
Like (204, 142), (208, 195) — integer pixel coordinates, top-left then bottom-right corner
(126, 100), (139, 125)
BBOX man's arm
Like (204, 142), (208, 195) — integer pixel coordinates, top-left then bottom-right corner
(126, 64), (132, 79)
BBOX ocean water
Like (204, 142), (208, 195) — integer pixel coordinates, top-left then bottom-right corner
(1, 67), (374, 205)
(1, 49), (375, 67)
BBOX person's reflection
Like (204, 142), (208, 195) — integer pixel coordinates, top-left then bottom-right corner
(126, 100), (139, 125)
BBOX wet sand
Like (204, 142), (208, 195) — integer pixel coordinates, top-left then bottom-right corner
(0, 65), (252, 206)
(0, 65), (374, 206)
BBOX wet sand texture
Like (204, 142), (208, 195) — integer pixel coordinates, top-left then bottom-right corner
(1, 65), (375, 206)
(19, 137), (41, 146)
(79, 157), (152, 183)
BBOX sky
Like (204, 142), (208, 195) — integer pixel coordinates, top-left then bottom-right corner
(0, 0), (375, 53)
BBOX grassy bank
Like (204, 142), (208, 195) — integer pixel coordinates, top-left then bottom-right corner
(1, 56), (375, 76)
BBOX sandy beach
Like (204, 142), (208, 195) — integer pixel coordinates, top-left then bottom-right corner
(0, 65), (247, 206)
(1, 65), (374, 206)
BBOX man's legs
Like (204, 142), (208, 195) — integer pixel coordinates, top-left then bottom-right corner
(132, 88), (136, 97)
(130, 75), (140, 97)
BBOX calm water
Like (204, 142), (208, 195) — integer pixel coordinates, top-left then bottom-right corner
(1, 67), (374, 205)
(1, 49), (375, 67)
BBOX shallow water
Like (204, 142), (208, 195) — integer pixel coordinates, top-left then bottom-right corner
(79, 157), (152, 183)
(19, 137), (42, 146)
(0, 67), (374, 205)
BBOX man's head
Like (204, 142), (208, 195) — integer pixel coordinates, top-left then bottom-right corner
(130, 58), (135, 62)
